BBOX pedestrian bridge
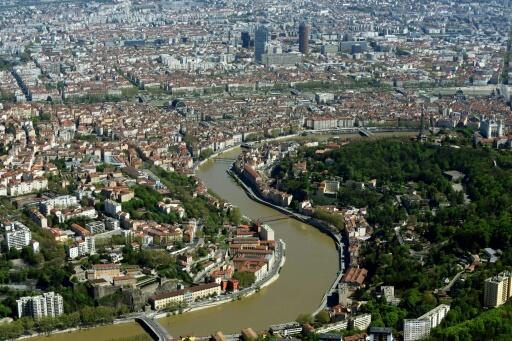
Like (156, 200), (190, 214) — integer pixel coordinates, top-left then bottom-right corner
(258, 214), (291, 223)
(214, 157), (237, 163)
(135, 316), (172, 341)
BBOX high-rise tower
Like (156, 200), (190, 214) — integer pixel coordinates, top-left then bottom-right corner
(299, 22), (310, 55)
(241, 31), (251, 48)
(254, 26), (268, 63)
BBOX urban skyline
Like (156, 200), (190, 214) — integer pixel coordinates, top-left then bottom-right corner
(0, 0), (511, 340)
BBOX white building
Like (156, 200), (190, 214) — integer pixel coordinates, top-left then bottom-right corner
(319, 180), (340, 195)
(404, 304), (450, 341)
(68, 236), (95, 259)
(104, 199), (122, 217)
(16, 292), (64, 319)
(41, 195), (78, 215)
(8, 178), (48, 197)
(104, 217), (120, 230)
(484, 271), (512, 308)
(338, 117), (355, 128)
(404, 319), (431, 341)
(315, 92), (335, 104)
(4, 221), (32, 250)
(305, 117), (338, 130)
(381, 285), (401, 305)
(54, 207), (97, 223)
(270, 322), (303, 336)
(350, 313), (372, 330)
(157, 199), (185, 219)
(85, 221), (105, 234)
(259, 224), (275, 241)
(480, 118), (504, 138)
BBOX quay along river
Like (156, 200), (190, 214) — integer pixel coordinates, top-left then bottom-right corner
(29, 132), (414, 340)
(159, 147), (338, 336)
(30, 147), (338, 341)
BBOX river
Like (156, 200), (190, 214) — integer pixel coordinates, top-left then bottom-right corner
(159, 147), (338, 336)
(31, 132), (413, 340)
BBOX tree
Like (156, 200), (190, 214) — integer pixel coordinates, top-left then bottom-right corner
(315, 310), (331, 325)
(313, 210), (344, 231)
(232, 271), (256, 288)
(229, 207), (242, 225)
(79, 306), (97, 325)
(431, 301), (512, 340)
(57, 312), (79, 329)
(37, 316), (57, 335)
(0, 304), (11, 318)
(199, 148), (214, 161)
(0, 319), (24, 339)
(21, 246), (42, 265)
(296, 313), (314, 325)
(18, 317), (34, 331)
(7, 248), (20, 259)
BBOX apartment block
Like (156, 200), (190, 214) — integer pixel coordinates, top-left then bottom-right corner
(368, 326), (394, 341)
(104, 199), (122, 217)
(4, 221), (32, 250)
(7, 178), (48, 197)
(40, 195), (78, 215)
(16, 292), (64, 319)
(403, 319), (431, 341)
(404, 304), (450, 341)
(68, 236), (96, 259)
(350, 313), (372, 331)
(85, 221), (106, 234)
(484, 271), (512, 308)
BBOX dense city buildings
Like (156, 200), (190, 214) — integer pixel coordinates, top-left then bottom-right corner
(0, 0), (511, 339)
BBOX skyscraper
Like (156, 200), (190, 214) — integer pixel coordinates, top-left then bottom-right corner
(299, 22), (310, 55)
(254, 26), (268, 63)
(241, 31), (251, 48)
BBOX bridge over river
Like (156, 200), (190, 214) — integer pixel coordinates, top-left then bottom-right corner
(135, 316), (173, 341)
(30, 132), (412, 340)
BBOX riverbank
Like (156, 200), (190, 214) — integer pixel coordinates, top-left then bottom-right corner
(227, 167), (347, 316)
(157, 149), (339, 336)
(193, 128), (417, 172)
(153, 239), (286, 319)
(193, 132), (302, 172)
(25, 133), (357, 340)
(21, 321), (145, 341)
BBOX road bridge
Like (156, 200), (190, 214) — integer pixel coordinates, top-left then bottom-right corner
(358, 128), (374, 137)
(135, 316), (172, 341)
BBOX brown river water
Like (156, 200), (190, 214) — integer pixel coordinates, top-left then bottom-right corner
(31, 132), (413, 340)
